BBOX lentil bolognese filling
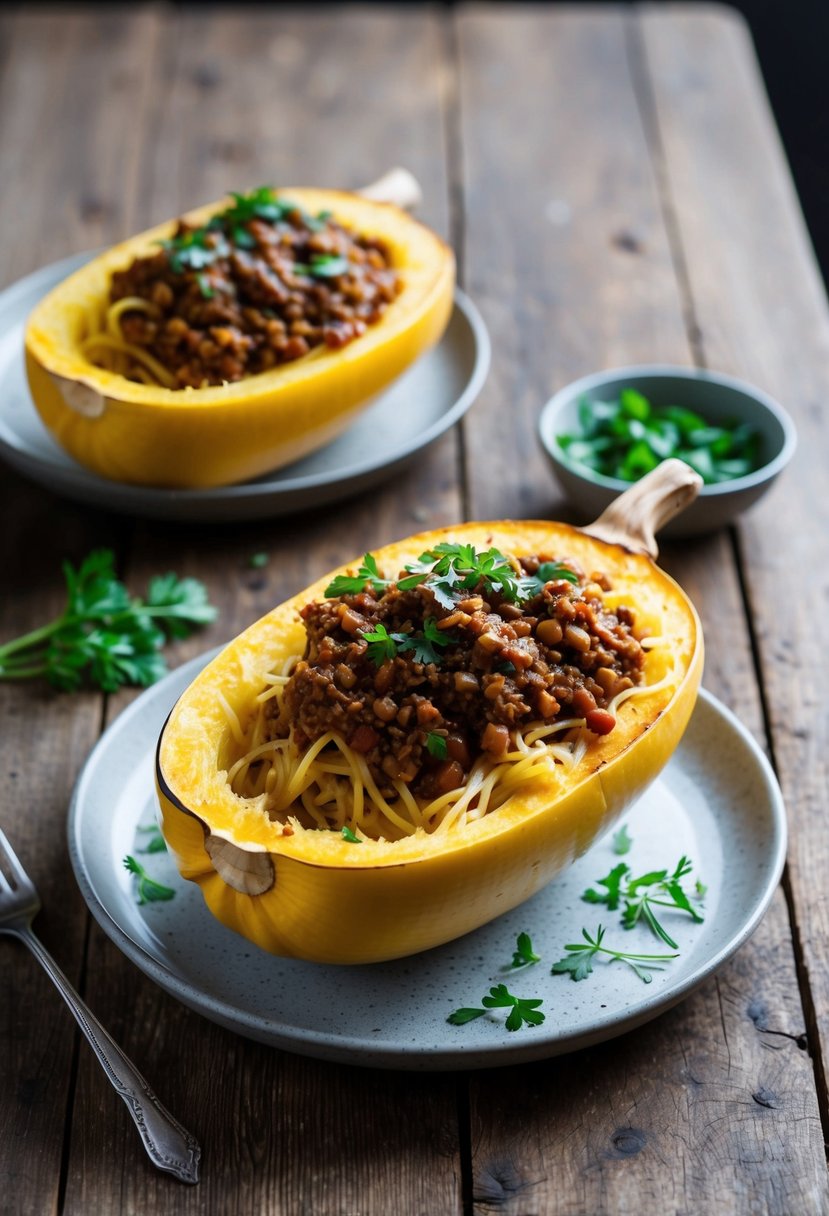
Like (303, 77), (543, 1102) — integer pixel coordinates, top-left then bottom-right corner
(84, 187), (401, 389)
(224, 544), (661, 842)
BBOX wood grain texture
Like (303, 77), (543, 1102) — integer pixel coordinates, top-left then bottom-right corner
(639, 1), (829, 1188)
(57, 7), (464, 1214)
(1, 4), (828, 1214)
(456, 6), (827, 1212)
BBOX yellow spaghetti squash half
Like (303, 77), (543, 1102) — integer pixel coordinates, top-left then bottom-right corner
(25, 189), (454, 488)
(156, 518), (702, 964)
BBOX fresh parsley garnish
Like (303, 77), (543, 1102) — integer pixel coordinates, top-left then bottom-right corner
(293, 254), (350, 279)
(136, 825), (167, 855)
(448, 983), (545, 1031)
(362, 623), (398, 666)
(362, 616), (454, 668)
(510, 932), (541, 968)
(612, 824), (633, 855)
(159, 227), (229, 273)
(583, 856), (704, 949)
(123, 855), (175, 906)
(0, 550), (217, 692)
(426, 732), (448, 760)
(324, 553), (390, 598)
(551, 925), (678, 983)
(341, 825), (361, 843)
(398, 542), (528, 606)
(519, 561), (580, 598)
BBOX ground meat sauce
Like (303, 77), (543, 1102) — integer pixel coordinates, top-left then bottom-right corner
(271, 554), (646, 800)
(108, 192), (401, 388)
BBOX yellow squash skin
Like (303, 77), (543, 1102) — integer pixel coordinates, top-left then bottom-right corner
(25, 191), (454, 488)
(156, 522), (702, 964)
(153, 520), (695, 958)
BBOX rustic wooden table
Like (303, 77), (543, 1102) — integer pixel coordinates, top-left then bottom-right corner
(2, 4), (828, 1213)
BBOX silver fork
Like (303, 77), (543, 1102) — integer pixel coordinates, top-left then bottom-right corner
(0, 825), (200, 1184)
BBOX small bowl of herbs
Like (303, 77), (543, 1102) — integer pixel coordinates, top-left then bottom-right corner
(538, 365), (797, 536)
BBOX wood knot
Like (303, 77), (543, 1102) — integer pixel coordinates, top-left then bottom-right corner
(609, 1127), (647, 1157)
(473, 1160), (530, 1204)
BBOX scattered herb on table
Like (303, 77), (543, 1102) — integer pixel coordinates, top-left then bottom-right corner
(448, 983), (545, 1031)
(551, 925), (678, 983)
(249, 552), (269, 569)
(557, 388), (761, 484)
(0, 550), (217, 692)
(123, 855), (175, 906)
(611, 824), (632, 855)
(510, 931), (541, 968)
(582, 855), (705, 949)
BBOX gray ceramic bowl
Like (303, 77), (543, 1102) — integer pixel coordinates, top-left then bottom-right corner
(538, 365), (797, 537)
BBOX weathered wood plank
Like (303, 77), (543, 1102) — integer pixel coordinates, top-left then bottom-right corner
(0, 9), (161, 1214)
(457, 7), (825, 1212)
(60, 7), (464, 1214)
(640, 0), (829, 1193)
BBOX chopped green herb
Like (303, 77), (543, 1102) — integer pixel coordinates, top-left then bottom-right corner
(249, 553), (269, 569)
(448, 983), (545, 1031)
(583, 855), (704, 949)
(510, 931), (541, 968)
(552, 924), (678, 983)
(363, 622), (398, 666)
(324, 553), (390, 598)
(293, 254), (350, 279)
(426, 732), (448, 760)
(399, 542), (530, 606)
(519, 561), (580, 597)
(123, 855), (175, 906)
(0, 550), (217, 692)
(558, 389), (761, 485)
(341, 825), (361, 844)
(136, 825), (167, 855)
(612, 824), (632, 855)
(196, 272), (215, 298)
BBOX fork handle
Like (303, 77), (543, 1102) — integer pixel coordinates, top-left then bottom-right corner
(14, 926), (200, 1184)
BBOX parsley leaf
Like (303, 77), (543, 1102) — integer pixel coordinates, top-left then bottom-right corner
(324, 554), (390, 598)
(612, 824), (633, 855)
(552, 924), (678, 984)
(426, 732), (448, 760)
(400, 542), (566, 607)
(0, 550), (217, 693)
(362, 622), (398, 666)
(510, 931), (541, 968)
(136, 825), (167, 855)
(293, 254), (350, 279)
(519, 561), (580, 598)
(341, 825), (361, 843)
(249, 553), (269, 569)
(123, 855), (175, 906)
(583, 855), (705, 948)
(582, 862), (630, 911)
(448, 983), (545, 1031)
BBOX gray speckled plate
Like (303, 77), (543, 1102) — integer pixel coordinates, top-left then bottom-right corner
(68, 653), (786, 1070)
(0, 254), (489, 522)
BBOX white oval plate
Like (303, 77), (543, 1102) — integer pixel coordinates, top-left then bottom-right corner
(0, 254), (489, 522)
(68, 654), (786, 1070)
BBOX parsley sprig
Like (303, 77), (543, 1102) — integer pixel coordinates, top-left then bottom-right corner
(325, 554), (390, 598)
(0, 550), (217, 692)
(510, 931), (541, 968)
(123, 855), (175, 906)
(583, 855), (704, 949)
(160, 187), (335, 271)
(362, 617), (456, 668)
(448, 983), (545, 1031)
(293, 253), (351, 279)
(552, 925), (678, 983)
(136, 825), (167, 855)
